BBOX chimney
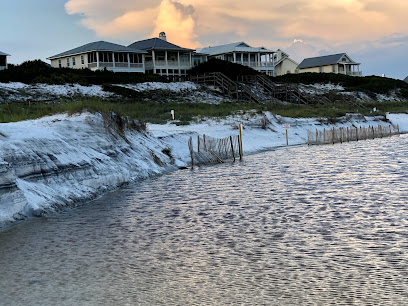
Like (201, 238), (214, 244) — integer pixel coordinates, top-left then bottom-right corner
(159, 32), (167, 41)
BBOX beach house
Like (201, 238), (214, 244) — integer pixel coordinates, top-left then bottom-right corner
(48, 41), (146, 73)
(199, 42), (276, 76)
(297, 53), (362, 76)
(273, 50), (299, 76)
(0, 51), (10, 70)
(128, 32), (200, 79)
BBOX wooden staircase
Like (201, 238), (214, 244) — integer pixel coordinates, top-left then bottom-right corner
(190, 72), (311, 104)
(237, 74), (311, 104)
(189, 72), (264, 103)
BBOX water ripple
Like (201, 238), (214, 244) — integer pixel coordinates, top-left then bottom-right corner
(1, 135), (408, 305)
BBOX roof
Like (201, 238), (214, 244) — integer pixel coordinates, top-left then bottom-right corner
(200, 42), (275, 55)
(404, 76), (408, 83)
(0, 51), (10, 56)
(297, 53), (360, 69)
(128, 38), (193, 52)
(48, 41), (146, 59)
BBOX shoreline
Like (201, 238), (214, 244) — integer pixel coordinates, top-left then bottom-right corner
(1, 111), (407, 230)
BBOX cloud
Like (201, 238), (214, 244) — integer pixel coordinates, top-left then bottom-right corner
(64, 0), (408, 78)
(65, 0), (199, 47)
(65, 0), (408, 47)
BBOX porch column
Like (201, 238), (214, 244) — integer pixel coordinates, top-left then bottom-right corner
(241, 53), (243, 65)
(152, 50), (156, 73)
(142, 54), (145, 72)
(165, 51), (168, 67)
(178, 52), (180, 67)
(257, 53), (260, 69)
(233, 52), (236, 63)
(127, 53), (130, 68)
(189, 52), (192, 67)
(96, 52), (100, 69)
(112, 52), (115, 68)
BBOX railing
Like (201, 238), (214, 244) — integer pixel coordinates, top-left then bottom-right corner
(88, 62), (144, 69)
(237, 61), (274, 68)
(346, 71), (363, 76)
(189, 72), (263, 103)
(115, 63), (129, 68)
(152, 60), (191, 67)
(237, 74), (311, 104)
(99, 62), (114, 68)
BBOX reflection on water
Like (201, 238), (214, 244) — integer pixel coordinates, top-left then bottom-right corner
(1, 135), (408, 305)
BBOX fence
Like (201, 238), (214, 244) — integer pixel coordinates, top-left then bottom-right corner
(307, 124), (400, 146)
(188, 133), (243, 167)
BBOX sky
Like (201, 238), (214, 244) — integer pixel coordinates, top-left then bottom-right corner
(1, 0), (408, 79)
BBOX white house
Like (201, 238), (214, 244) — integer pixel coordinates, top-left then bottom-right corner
(128, 32), (201, 78)
(199, 42), (276, 76)
(0, 51), (9, 70)
(273, 50), (299, 76)
(297, 53), (362, 76)
(48, 41), (146, 73)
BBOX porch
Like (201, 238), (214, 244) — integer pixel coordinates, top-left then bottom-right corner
(217, 51), (275, 72)
(87, 51), (145, 72)
(338, 62), (362, 77)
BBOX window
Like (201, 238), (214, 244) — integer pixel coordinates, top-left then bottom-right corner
(67, 58), (70, 67)
(319, 66), (323, 73)
(72, 57), (76, 66)
(58, 59), (61, 68)
(81, 55), (84, 65)
(332, 65), (336, 73)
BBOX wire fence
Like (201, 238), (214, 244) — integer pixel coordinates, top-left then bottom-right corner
(308, 124), (400, 146)
(188, 134), (243, 166)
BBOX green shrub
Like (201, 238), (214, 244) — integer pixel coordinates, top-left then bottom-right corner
(188, 58), (258, 80)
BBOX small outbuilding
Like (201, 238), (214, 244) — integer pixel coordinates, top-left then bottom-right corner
(0, 51), (10, 70)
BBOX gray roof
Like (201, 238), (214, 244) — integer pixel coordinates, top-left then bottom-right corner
(404, 76), (408, 83)
(200, 42), (274, 55)
(297, 53), (359, 69)
(48, 41), (146, 59)
(0, 51), (10, 56)
(128, 38), (193, 52)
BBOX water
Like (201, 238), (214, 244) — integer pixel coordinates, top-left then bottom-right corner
(1, 135), (408, 305)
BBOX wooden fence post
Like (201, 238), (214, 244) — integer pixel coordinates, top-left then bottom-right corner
(203, 134), (206, 150)
(323, 128), (326, 144)
(332, 128), (335, 144)
(188, 137), (194, 168)
(397, 125), (400, 135)
(239, 124), (243, 160)
(347, 127), (349, 142)
(230, 136), (235, 162)
(316, 129), (318, 145)
(307, 129), (310, 146)
(286, 129), (289, 146)
(197, 135), (200, 152)
(356, 127), (358, 141)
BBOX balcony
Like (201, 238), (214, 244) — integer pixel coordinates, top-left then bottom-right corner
(346, 71), (363, 77)
(88, 62), (143, 70)
(151, 60), (191, 67)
